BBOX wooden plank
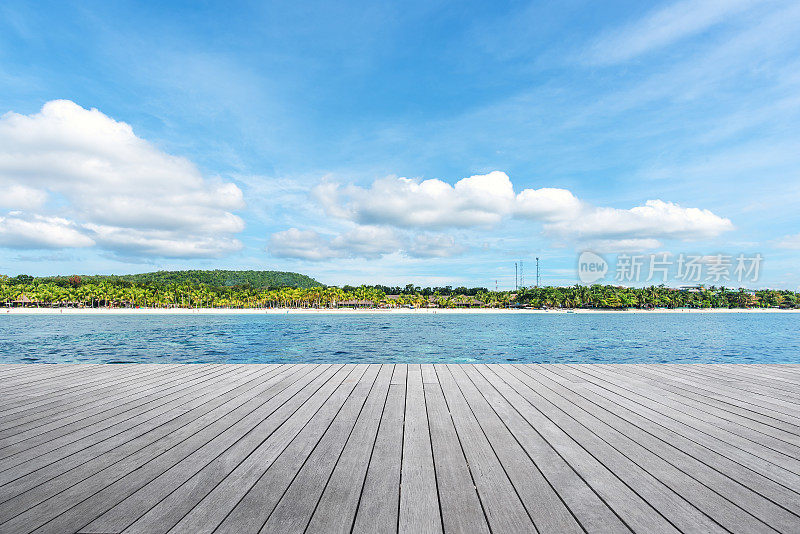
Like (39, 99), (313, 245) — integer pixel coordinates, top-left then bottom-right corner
(398, 364), (442, 533)
(435, 364), (535, 532)
(626, 365), (800, 436)
(0, 365), (186, 422)
(622, 365), (800, 422)
(73, 364), (342, 534)
(0, 365), (283, 499)
(468, 365), (631, 534)
(420, 363), (438, 384)
(0, 366), (300, 523)
(534, 365), (800, 528)
(0, 365), (325, 534)
(630, 365), (800, 426)
(554, 366), (800, 493)
(0, 364), (796, 534)
(0, 365), (215, 439)
(0, 365), (235, 460)
(568, 365), (800, 474)
(515, 365), (787, 533)
(391, 363), (407, 385)
(214, 366), (377, 533)
(484, 365), (682, 533)
(304, 364), (395, 534)
(256, 364), (385, 533)
(451, 364), (583, 533)
(96, 365), (366, 534)
(424, 379), (489, 534)
(351, 382), (406, 534)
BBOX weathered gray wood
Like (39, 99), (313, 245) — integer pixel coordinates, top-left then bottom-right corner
(424, 379), (490, 534)
(304, 364), (394, 534)
(0, 364), (796, 534)
(107, 365), (365, 534)
(628, 364), (800, 426)
(0, 365), (283, 500)
(558, 365), (800, 495)
(76, 365), (345, 534)
(617, 364), (800, 425)
(515, 365), (785, 534)
(391, 363), (407, 385)
(256, 365), (384, 533)
(450, 364), (584, 533)
(351, 381), (406, 534)
(533, 365), (800, 530)
(0, 365), (186, 422)
(469, 364), (631, 534)
(485, 365), (682, 533)
(0, 366), (296, 522)
(567, 365), (800, 474)
(0, 365), (217, 439)
(214, 366), (374, 534)
(435, 364), (535, 532)
(0, 365), (235, 460)
(398, 364), (442, 533)
(0, 365), (323, 533)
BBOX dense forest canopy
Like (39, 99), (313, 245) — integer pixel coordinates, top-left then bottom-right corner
(32, 270), (322, 289)
(1, 270), (799, 309)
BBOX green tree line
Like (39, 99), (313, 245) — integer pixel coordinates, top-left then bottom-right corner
(1, 272), (798, 309)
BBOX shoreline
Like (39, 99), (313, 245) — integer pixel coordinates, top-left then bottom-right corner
(3, 307), (799, 315)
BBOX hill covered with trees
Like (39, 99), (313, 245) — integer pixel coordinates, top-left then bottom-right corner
(34, 270), (322, 289)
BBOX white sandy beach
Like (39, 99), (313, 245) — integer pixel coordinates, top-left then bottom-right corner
(3, 307), (798, 315)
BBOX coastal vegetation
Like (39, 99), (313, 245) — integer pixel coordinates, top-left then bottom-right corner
(35, 269), (322, 289)
(1, 271), (798, 309)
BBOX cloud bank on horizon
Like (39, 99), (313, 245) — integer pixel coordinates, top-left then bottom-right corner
(269, 172), (733, 260)
(0, 0), (799, 288)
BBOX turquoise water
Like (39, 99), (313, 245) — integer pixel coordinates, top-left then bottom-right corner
(0, 313), (798, 364)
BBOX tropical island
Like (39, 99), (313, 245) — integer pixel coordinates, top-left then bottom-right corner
(2, 270), (799, 310)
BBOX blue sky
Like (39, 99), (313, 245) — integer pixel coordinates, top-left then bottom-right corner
(1, 0), (799, 289)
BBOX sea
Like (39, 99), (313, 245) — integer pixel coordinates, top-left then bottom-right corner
(1, 313), (798, 364)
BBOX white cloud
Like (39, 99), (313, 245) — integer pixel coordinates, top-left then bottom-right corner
(515, 187), (582, 221)
(312, 172), (733, 252)
(0, 100), (244, 257)
(587, 0), (759, 65)
(0, 185), (47, 209)
(315, 171), (583, 229)
(545, 199), (734, 242)
(314, 171), (515, 228)
(0, 213), (94, 249)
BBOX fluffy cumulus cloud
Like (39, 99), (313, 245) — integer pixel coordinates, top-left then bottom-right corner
(313, 171), (582, 229)
(544, 199), (734, 241)
(0, 100), (245, 257)
(303, 171), (733, 253)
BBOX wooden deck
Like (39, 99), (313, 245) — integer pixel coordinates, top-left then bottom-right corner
(0, 364), (799, 534)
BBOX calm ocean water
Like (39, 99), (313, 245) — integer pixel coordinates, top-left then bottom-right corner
(1, 313), (798, 364)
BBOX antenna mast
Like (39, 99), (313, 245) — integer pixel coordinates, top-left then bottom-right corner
(514, 262), (518, 291)
(536, 257), (540, 287)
